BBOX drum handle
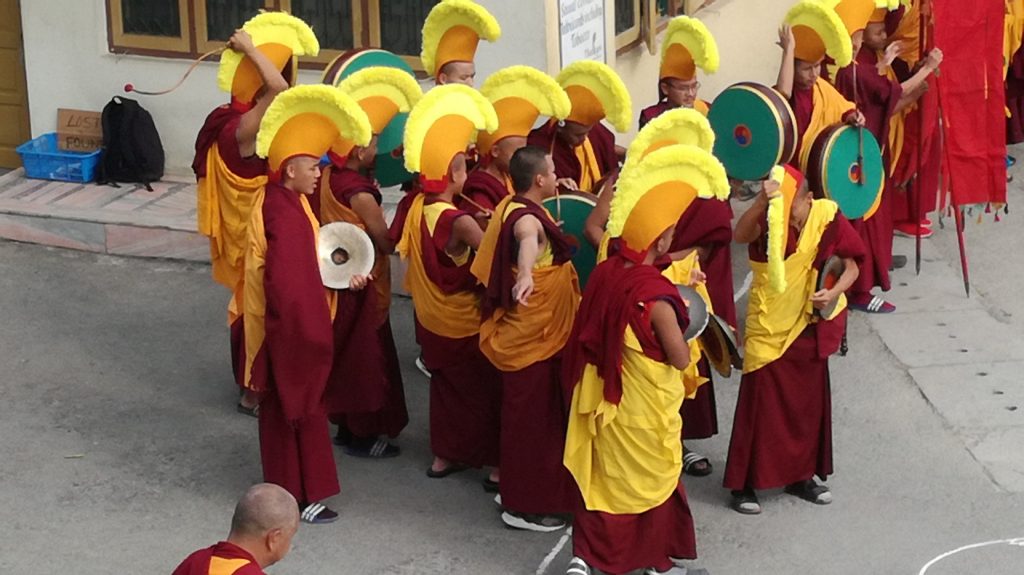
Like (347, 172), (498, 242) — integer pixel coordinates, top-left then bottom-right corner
(853, 65), (865, 185)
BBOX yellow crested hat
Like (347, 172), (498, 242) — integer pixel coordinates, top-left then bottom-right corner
(403, 84), (498, 188)
(785, 0), (853, 66)
(557, 61), (632, 132)
(621, 108), (715, 175)
(765, 164), (806, 292)
(327, 67), (423, 156)
(476, 66), (571, 155)
(609, 144), (729, 259)
(218, 12), (319, 105)
(825, 0), (877, 35)
(660, 16), (720, 81)
(255, 85), (371, 175)
(421, 0), (501, 79)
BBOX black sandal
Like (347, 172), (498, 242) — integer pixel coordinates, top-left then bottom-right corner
(344, 437), (400, 459)
(785, 479), (833, 505)
(683, 449), (713, 477)
(425, 463), (468, 478)
(236, 402), (258, 418)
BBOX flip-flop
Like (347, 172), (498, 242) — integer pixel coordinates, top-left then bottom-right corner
(299, 502), (339, 524)
(849, 295), (895, 314)
(236, 402), (258, 418)
(425, 463), (467, 478)
(345, 438), (400, 459)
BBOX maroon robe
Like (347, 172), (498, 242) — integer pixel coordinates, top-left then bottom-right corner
(565, 255), (697, 573)
(485, 197), (578, 515)
(461, 168), (511, 213)
(527, 120), (619, 190)
(418, 198), (502, 467)
(251, 183), (339, 504)
(833, 47), (902, 295)
(1009, 46), (1024, 144)
(723, 210), (865, 492)
(172, 541), (265, 575)
(194, 107), (267, 390)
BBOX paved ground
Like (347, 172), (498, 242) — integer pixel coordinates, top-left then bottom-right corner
(1, 163), (1023, 573)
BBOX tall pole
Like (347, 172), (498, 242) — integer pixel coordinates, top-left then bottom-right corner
(915, 0), (928, 275)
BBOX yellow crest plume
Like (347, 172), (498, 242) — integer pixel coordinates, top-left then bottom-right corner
(403, 84), (498, 178)
(421, 0), (501, 77)
(217, 12), (319, 94)
(785, 0), (854, 67)
(622, 108), (715, 175)
(256, 85), (371, 171)
(477, 66), (571, 153)
(557, 60), (633, 133)
(660, 16), (720, 80)
(608, 144), (729, 240)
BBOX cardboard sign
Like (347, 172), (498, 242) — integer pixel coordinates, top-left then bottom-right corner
(57, 109), (103, 152)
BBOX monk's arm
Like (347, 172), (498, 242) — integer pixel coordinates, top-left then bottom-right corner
(894, 49), (943, 114)
(583, 185), (613, 249)
(450, 213), (485, 252)
(650, 300), (691, 370)
(233, 30), (289, 157)
(811, 257), (859, 309)
(511, 215), (542, 305)
(734, 192), (770, 244)
(774, 24), (796, 99)
(350, 192), (395, 254)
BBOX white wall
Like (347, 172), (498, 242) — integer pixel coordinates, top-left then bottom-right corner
(20, 0), (546, 177)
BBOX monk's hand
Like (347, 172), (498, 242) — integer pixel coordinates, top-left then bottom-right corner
(556, 178), (579, 192)
(349, 273), (373, 292)
(882, 41), (902, 68)
(810, 288), (836, 310)
(846, 110), (866, 127)
(228, 30), (255, 54)
(777, 24), (794, 51)
(689, 269), (707, 287)
(925, 48), (944, 72)
(512, 273), (534, 306)
(762, 179), (782, 201)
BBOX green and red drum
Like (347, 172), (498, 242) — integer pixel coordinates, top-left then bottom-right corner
(708, 82), (798, 181)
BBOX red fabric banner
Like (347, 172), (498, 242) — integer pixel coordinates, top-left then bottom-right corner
(933, 0), (1007, 207)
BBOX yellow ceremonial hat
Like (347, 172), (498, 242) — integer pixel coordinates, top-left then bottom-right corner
(421, 0), (501, 79)
(476, 66), (571, 155)
(557, 61), (632, 133)
(403, 84), (498, 189)
(621, 108), (715, 175)
(868, 7), (889, 23)
(659, 16), (720, 81)
(608, 144), (729, 259)
(765, 164), (805, 292)
(255, 85), (371, 175)
(828, 0), (877, 35)
(218, 12), (319, 105)
(785, 0), (853, 66)
(327, 66), (423, 156)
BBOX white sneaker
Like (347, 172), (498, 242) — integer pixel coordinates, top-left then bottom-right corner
(500, 510), (566, 532)
(566, 556), (591, 575)
(415, 355), (431, 378)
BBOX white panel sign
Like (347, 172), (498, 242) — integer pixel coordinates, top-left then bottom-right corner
(559, 0), (607, 67)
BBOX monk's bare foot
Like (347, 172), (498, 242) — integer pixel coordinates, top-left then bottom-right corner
(236, 390), (259, 417)
(483, 468), (500, 493)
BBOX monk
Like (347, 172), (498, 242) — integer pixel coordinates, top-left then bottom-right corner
(172, 484), (298, 575)
(473, 146), (581, 532)
(397, 84), (502, 488)
(563, 144), (720, 575)
(461, 134), (518, 223)
(527, 119), (619, 192)
(832, 11), (943, 314)
(193, 29), (290, 416)
(317, 142), (409, 459)
(723, 167), (865, 515)
(638, 15), (718, 127)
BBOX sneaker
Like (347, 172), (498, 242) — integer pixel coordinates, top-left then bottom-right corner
(784, 479), (833, 505)
(501, 510), (566, 532)
(893, 223), (933, 238)
(415, 355), (432, 378)
(646, 567), (708, 575)
(730, 489), (762, 515)
(566, 556), (592, 575)
(299, 502), (339, 524)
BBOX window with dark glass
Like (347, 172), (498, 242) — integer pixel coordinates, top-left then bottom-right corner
(289, 0), (354, 51)
(204, 0), (265, 41)
(379, 0), (438, 57)
(121, 0), (182, 37)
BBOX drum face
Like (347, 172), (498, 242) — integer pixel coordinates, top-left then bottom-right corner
(809, 125), (884, 220)
(710, 84), (795, 181)
(375, 113), (413, 187)
(542, 194), (598, 289)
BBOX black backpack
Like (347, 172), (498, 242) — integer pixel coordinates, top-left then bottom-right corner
(97, 96), (165, 190)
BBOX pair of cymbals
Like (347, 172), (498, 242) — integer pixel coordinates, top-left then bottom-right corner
(317, 222), (375, 290)
(677, 285), (742, 377)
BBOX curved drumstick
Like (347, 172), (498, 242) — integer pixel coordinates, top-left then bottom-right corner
(124, 47), (226, 96)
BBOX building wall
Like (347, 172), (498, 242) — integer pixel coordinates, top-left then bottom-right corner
(21, 0), (791, 176)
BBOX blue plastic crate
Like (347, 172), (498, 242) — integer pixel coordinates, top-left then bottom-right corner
(16, 133), (101, 183)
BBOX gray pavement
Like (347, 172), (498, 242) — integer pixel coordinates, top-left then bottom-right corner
(1, 167), (1024, 573)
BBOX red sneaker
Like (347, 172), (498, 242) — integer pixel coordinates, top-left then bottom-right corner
(894, 223), (933, 239)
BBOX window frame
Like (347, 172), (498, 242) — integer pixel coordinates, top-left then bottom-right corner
(614, 0), (642, 52)
(108, 0), (193, 55)
(105, 0), (427, 72)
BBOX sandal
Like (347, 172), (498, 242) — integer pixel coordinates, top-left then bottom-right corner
(848, 295), (895, 314)
(236, 401), (258, 418)
(344, 437), (401, 459)
(482, 477), (500, 493)
(683, 449), (713, 477)
(784, 479), (833, 505)
(425, 463), (467, 478)
(299, 502), (339, 524)
(566, 556), (592, 575)
(730, 489), (762, 515)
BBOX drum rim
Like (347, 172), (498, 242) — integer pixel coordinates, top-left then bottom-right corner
(542, 192), (599, 207)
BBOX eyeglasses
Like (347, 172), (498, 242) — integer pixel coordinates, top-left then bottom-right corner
(665, 81), (701, 94)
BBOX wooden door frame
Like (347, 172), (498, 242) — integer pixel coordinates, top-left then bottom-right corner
(0, 0), (30, 169)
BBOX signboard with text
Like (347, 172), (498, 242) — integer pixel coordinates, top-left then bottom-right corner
(559, 0), (607, 67)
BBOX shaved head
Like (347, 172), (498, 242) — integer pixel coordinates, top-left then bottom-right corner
(230, 483), (299, 538)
